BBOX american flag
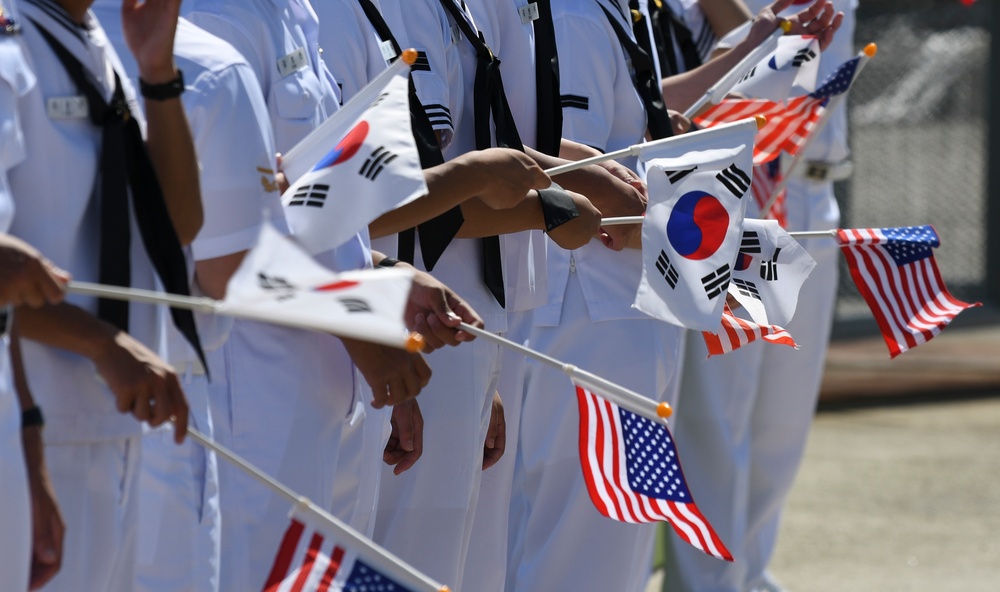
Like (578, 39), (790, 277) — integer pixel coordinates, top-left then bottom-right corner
(751, 158), (787, 227)
(696, 56), (861, 165)
(263, 514), (419, 592)
(702, 304), (798, 356)
(576, 384), (733, 561)
(837, 226), (981, 358)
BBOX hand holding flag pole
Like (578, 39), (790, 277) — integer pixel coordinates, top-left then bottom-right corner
(456, 322), (673, 423)
(760, 43), (877, 217)
(543, 116), (768, 178)
(600, 216), (835, 240)
(682, 22), (792, 120)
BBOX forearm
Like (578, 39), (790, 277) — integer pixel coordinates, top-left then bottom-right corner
(698, 0), (752, 39)
(661, 41), (752, 113)
(10, 321), (36, 413)
(144, 93), (203, 245)
(15, 303), (117, 363)
(455, 195), (544, 239)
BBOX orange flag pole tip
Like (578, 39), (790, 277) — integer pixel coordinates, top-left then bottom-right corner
(863, 43), (877, 58)
(405, 333), (425, 352)
(439, 588), (451, 592)
(656, 402), (673, 419)
(401, 48), (418, 65)
(779, 19), (792, 34)
(754, 114), (767, 129)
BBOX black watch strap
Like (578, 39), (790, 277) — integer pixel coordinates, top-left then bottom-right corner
(140, 70), (185, 101)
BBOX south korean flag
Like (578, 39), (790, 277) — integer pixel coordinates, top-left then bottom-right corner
(729, 218), (817, 327)
(729, 35), (821, 102)
(634, 119), (758, 331)
(280, 53), (427, 256)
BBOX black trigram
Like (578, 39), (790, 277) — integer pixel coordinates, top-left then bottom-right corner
(339, 297), (372, 313)
(655, 250), (679, 289)
(369, 92), (389, 109)
(716, 164), (750, 198)
(258, 272), (295, 291)
(760, 247), (781, 281)
(792, 48), (817, 67)
(739, 66), (756, 83)
(359, 146), (398, 181)
(287, 183), (329, 207)
(665, 166), (697, 184)
(731, 277), (761, 300)
(740, 230), (761, 254)
(701, 264), (731, 300)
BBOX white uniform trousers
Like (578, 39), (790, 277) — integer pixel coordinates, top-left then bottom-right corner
(0, 350), (30, 592)
(136, 375), (220, 592)
(463, 309), (534, 592)
(40, 436), (142, 592)
(374, 336), (502, 591)
(661, 178), (840, 592)
(330, 392), (391, 538)
(209, 321), (356, 591)
(506, 272), (684, 592)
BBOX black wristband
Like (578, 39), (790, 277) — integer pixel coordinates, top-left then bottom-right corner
(140, 70), (185, 101)
(377, 257), (401, 268)
(21, 406), (43, 429)
(537, 183), (579, 232)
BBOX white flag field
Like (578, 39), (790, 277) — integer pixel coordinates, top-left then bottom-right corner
(728, 35), (820, 102)
(218, 224), (418, 350)
(279, 50), (427, 256)
(633, 119), (758, 332)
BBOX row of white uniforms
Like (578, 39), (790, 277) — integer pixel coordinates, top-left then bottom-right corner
(0, 0), (32, 586)
(660, 2), (858, 591)
(506, 1), (685, 591)
(179, 1), (382, 590)
(92, 3), (297, 590)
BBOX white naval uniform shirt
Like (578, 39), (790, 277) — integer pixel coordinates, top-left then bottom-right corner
(184, 0), (370, 272)
(381, 0), (507, 331)
(663, 0), (716, 66)
(313, 0), (391, 104)
(535, 0), (650, 325)
(10, 0), (162, 443)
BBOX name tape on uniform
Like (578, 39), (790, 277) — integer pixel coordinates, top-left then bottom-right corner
(277, 47), (309, 78)
(46, 96), (88, 120)
(519, 3), (539, 24)
(378, 39), (397, 63)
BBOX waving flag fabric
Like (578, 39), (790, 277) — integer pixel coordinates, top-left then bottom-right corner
(728, 35), (820, 101)
(635, 119), (758, 332)
(696, 55), (861, 164)
(219, 224), (417, 350)
(836, 226), (981, 358)
(575, 383), (732, 561)
(702, 304), (797, 357)
(751, 158), (787, 228)
(280, 57), (427, 256)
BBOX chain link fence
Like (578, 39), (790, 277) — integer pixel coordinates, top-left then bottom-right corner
(835, 0), (990, 328)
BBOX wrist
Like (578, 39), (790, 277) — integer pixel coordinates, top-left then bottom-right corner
(21, 405), (43, 429)
(140, 69), (185, 101)
(138, 62), (180, 86)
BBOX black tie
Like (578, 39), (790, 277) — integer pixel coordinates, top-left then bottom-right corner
(599, 2), (674, 140)
(35, 23), (207, 371)
(647, 1), (702, 77)
(532, 0), (563, 156)
(356, 0), (464, 271)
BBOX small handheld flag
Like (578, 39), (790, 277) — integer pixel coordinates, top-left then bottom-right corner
(836, 226), (981, 358)
(576, 383), (732, 561)
(701, 303), (798, 357)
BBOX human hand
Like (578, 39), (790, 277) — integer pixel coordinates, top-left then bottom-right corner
(0, 235), (69, 308)
(92, 331), (189, 442)
(593, 162), (647, 251)
(669, 110), (691, 135)
(22, 426), (64, 590)
(482, 391), (506, 470)
(546, 190), (601, 250)
(470, 148), (552, 210)
(122, 0), (181, 84)
(749, 0), (842, 52)
(383, 399), (424, 475)
(403, 266), (483, 352)
(342, 338), (431, 407)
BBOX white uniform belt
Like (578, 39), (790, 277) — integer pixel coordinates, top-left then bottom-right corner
(171, 359), (207, 377)
(795, 160), (853, 183)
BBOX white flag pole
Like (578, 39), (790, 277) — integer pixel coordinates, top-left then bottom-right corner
(457, 323), (673, 423)
(599, 218), (835, 239)
(279, 49), (417, 184)
(544, 116), (766, 178)
(184, 426), (448, 592)
(682, 23), (790, 120)
(66, 281), (425, 352)
(760, 43), (877, 217)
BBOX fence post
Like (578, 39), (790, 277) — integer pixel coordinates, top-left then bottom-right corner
(988, 0), (1000, 305)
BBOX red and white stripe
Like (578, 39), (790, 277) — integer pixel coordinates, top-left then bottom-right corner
(695, 95), (824, 165)
(836, 228), (979, 358)
(263, 518), (355, 592)
(575, 385), (733, 561)
(751, 163), (787, 228)
(702, 305), (798, 356)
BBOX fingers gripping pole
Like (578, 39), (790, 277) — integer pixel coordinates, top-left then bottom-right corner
(458, 323), (672, 422)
